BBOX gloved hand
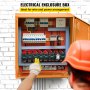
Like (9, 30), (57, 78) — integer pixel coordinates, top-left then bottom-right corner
(29, 58), (42, 75)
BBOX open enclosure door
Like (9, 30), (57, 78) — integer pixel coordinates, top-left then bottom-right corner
(74, 17), (90, 41)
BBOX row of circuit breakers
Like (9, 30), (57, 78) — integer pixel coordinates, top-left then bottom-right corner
(20, 18), (68, 71)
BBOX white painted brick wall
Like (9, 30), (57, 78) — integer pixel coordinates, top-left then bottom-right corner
(0, 0), (90, 90)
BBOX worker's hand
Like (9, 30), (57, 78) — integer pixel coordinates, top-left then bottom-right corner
(29, 58), (42, 75)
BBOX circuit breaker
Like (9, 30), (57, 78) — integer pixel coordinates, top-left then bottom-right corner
(15, 13), (90, 78)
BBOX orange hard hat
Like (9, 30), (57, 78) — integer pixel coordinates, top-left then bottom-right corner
(64, 40), (90, 72)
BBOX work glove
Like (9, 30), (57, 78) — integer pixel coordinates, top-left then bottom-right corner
(29, 58), (42, 75)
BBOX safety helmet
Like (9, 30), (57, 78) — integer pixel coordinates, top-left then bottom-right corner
(64, 40), (90, 72)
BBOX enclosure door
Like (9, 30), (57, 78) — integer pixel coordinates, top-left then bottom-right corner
(74, 17), (90, 40)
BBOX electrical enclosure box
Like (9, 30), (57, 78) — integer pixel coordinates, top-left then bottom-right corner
(15, 13), (90, 78)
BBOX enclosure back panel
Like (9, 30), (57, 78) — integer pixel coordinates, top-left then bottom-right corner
(15, 13), (74, 78)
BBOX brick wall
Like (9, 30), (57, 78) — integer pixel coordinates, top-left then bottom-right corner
(0, 0), (90, 90)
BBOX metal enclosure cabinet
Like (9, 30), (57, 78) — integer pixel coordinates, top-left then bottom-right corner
(15, 13), (90, 78)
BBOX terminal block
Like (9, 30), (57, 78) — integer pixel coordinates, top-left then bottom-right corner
(22, 65), (66, 71)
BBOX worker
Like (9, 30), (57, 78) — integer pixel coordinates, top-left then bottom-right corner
(18, 40), (90, 90)
(64, 40), (90, 90)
